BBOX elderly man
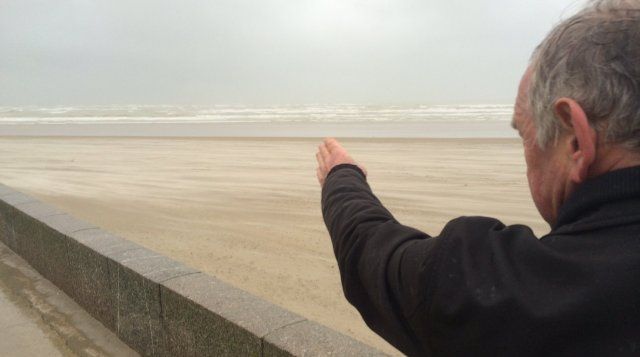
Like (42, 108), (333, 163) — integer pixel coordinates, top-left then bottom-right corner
(315, 1), (640, 355)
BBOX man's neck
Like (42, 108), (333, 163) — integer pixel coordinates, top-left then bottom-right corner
(589, 145), (640, 179)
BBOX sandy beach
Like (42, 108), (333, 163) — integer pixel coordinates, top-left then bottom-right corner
(0, 137), (547, 355)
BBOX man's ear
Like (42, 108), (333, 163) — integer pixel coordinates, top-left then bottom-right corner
(553, 98), (597, 184)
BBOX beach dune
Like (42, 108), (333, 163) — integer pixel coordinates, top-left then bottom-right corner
(0, 137), (546, 355)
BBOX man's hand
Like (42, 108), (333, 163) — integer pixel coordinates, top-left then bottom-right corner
(315, 138), (367, 187)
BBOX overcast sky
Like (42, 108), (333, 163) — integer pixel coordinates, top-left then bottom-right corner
(0, 0), (586, 106)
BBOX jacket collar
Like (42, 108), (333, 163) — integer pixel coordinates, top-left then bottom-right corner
(554, 165), (640, 231)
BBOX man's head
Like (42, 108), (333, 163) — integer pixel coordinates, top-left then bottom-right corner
(513, 0), (640, 226)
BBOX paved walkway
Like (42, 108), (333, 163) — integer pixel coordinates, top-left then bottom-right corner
(0, 242), (137, 357)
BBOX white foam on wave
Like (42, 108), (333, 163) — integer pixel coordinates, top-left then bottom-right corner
(0, 104), (514, 124)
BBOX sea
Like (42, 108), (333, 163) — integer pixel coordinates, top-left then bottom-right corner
(0, 104), (512, 124)
(0, 104), (516, 138)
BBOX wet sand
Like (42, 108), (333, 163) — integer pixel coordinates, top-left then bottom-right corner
(0, 137), (547, 355)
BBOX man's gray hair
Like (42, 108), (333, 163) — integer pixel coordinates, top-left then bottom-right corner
(529, 0), (640, 148)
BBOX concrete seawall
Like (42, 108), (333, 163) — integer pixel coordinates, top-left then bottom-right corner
(0, 183), (387, 356)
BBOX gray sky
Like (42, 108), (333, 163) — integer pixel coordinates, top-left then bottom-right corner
(0, 0), (585, 105)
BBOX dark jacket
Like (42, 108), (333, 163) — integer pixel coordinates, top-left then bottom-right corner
(322, 164), (640, 356)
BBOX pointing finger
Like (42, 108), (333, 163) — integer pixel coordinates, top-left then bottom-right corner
(323, 137), (339, 152)
(319, 143), (330, 164)
(316, 151), (325, 169)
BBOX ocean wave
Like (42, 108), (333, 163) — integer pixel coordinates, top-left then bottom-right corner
(0, 104), (514, 124)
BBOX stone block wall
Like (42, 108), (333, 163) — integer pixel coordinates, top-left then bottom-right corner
(0, 183), (386, 357)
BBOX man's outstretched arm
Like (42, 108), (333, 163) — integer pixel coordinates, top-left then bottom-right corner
(316, 138), (444, 356)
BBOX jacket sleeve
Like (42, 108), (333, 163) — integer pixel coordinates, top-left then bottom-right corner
(321, 164), (445, 356)
(321, 164), (553, 356)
